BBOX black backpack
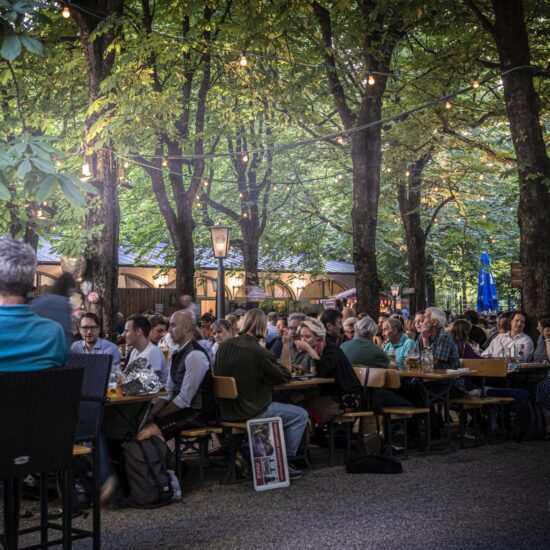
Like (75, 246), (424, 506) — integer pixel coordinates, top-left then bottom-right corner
(345, 453), (403, 474)
(119, 437), (174, 508)
(514, 400), (545, 442)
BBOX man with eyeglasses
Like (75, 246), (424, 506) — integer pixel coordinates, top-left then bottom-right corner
(70, 312), (121, 367)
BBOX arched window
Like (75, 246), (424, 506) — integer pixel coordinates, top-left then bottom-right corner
(118, 274), (153, 289)
(300, 280), (347, 299)
(265, 281), (295, 300)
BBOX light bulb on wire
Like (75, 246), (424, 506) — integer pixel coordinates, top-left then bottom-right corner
(61, 6), (70, 18)
(162, 159), (168, 167)
(445, 100), (452, 109)
(239, 52), (248, 67)
(367, 73), (375, 86)
(472, 77), (480, 89)
(242, 153), (248, 164)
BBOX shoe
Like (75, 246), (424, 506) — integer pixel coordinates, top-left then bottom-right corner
(288, 464), (304, 480)
(100, 475), (118, 506)
(234, 451), (251, 480)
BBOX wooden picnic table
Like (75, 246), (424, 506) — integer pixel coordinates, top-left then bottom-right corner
(398, 369), (474, 380)
(517, 362), (550, 371)
(275, 377), (335, 390)
(105, 391), (167, 405)
(397, 368), (474, 451)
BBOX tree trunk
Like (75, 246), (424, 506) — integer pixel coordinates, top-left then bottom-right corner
(73, 0), (123, 341)
(398, 156), (431, 315)
(489, 0), (550, 324)
(351, 128), (380, 317)
(173, 213), (196, 300)
(425, 253), (436, 307)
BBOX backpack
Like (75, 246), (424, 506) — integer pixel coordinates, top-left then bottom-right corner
(119, 437), (175, 508)
(514, 400), (545, 442)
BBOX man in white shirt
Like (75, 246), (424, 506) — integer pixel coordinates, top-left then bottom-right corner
(124, 314), (168, 385)
(482, 311), (534, 360)
(141, 310), (214, 440)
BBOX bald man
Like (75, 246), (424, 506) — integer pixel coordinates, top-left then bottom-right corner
(142, 310), (214, 440)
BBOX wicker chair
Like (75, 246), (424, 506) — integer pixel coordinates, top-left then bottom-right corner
(0, 365), (84, 550)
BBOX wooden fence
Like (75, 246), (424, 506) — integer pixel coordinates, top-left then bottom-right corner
(117, 288), (180, 318)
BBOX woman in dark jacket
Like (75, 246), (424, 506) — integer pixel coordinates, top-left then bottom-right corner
(296, 317), (361, 424)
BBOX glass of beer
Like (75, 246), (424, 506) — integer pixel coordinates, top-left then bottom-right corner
(405, 349), (421, 371)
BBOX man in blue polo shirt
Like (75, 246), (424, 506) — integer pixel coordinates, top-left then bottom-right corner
(383, 317), (416, 368)
(0, 236), (66, 372)
(70, 312), (121, 368)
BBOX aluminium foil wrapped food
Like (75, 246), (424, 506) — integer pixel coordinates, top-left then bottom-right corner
(120, 357), (162, 395)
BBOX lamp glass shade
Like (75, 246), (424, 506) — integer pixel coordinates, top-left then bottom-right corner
(209, 225), (231, 259)
(390, 284), (400, 297)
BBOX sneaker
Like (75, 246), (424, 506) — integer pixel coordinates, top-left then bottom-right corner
(288, 464), (304, 480)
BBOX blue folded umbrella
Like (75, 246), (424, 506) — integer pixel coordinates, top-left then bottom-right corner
(477, 252), (499, 312)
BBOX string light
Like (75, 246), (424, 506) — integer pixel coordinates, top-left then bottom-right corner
(81, 163), (91, 177)
(61, 6), (70, 18)
(162, 159), (168, 167)
(123, 161), (129, 168)
(472, 77), (480, 89)
(336, 136), (344, 145)
(243, 212), (248, 218)
(239, 52), (248, 67)
(367, 73), (375, 86)
(239, 192), (243, 198)
(445, 100), (452, 109)
(405, 170), (410, 177)
(55, 160), (61, 167)
(386, 167), (392, 173)
(242, 153), (248, 164)
(286, 185), (291, 191)
(203, 180), (209, 187)
(273, 185), (278, 191)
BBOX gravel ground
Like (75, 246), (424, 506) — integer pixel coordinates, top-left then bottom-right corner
(11, 440), (550, 549)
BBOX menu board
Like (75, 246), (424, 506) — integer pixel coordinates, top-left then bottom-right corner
(247, 417), (289, 491)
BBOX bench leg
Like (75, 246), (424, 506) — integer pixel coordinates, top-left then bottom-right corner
(328, 422), (335, 467)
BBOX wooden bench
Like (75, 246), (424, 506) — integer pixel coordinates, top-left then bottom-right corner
(212, 376), (249, 484)
(175, 427), (223, 484)
(450, 359), (516, 448)
(381, 369), (430, 458)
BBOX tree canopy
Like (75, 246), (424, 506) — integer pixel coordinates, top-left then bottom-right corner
(1, 0), (548, 329)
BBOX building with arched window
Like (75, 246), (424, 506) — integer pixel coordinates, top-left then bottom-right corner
(36, 240), (356, 316)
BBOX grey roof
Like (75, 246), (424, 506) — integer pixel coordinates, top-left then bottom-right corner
(37, 239), (355, 275)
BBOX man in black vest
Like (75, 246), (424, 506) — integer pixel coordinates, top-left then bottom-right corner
(141, 310), (214, 440)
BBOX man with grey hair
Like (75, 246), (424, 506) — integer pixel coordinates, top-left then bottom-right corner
(340, 315), (390, 369)
(418, 307), (460, 370)
(0, 236), (66, 372)
(278, 311), (306, 364)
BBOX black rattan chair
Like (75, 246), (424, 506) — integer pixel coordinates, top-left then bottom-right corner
(0, 366), (84, 550)
(65, 353), (112, 549)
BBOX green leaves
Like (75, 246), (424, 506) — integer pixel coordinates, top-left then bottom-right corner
(0, 135), (97, 207)
(0, 34), (21, 60)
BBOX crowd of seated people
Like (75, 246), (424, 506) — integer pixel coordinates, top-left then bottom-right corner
(2, 236), (549, 504)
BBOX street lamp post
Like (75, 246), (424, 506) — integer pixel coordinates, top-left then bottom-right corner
(390, 284), (400, 314)
(209, 225), (231, 319)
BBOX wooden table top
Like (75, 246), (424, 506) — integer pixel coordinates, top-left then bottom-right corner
(275, 377), (335, 390)
(106, 391), (168, 405)
(517, 362), (550, 371)
(398, 370), (472, 380)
